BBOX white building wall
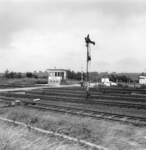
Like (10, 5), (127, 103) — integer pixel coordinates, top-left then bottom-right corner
(101, 78), (109, 83)
(139, 76), (146, 85)
(64, 71), (66, 79)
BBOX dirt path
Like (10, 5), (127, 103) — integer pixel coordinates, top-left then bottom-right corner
(0, 84), (80, 92)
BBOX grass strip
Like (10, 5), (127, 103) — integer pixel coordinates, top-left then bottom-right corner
(0, 116), (107, 150)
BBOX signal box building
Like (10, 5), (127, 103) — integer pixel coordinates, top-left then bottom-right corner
(46, 69), (68, 84)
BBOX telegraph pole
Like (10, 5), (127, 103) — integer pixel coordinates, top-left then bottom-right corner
(85, 34), (95, 99)
(81, 64), (83, 82)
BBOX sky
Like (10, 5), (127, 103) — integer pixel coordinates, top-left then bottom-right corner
(0, 0), (146, 73)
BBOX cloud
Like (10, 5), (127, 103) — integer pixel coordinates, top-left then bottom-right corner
(1, 0), (146, 49)
(114, 57), (143, 72)
(0, 1), (35, 48)
(94, 1), (146, 21)
(92, 60), (111, 72)
(0, 0), (146, 72)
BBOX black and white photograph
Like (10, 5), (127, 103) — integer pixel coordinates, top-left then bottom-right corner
(0, 0), (146, 149)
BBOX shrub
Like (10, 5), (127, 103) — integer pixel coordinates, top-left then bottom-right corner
(34, 79), (47, 84)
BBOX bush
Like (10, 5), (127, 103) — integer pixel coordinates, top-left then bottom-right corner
(34, 79), (47, 84)
(117, 83), (123, 87)
(139, 84), (146, 89)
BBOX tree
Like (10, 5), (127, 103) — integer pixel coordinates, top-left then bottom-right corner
(68, 70), (76, 80)
(16, 72), (22, 78)
(9, 71), (16, 79)
(109, 74), (117, 82)
(26, 72), (33, 78)
(76, 72), (81, 80)
(4, 69), (10, 78)
(89, 72), (98, 82)
(141, 72), (145, 76)
(32, 74), (38, 79)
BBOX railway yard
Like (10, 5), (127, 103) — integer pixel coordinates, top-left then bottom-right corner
(0, 84), (146, 150)
(0, 85), (146, 126)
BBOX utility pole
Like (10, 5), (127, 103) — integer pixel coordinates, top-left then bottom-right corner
(81, 64), (83, 82)
(85, 34), (95, 99)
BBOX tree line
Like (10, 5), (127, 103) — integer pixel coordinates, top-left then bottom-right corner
(3, 70), (39, 79)
(109, 74), (134, 83)
(3, 70), (87, 80)
(68, 71), (135, 83)
(2, 69), (137, 83)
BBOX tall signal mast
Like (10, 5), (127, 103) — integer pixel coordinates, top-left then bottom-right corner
(85, 34), (95, 99)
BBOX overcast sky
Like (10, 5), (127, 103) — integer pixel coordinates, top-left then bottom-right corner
(0, 0), (146, 73)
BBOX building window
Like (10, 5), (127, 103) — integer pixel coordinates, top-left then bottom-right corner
(61, 72), (64, 78)
(49, 72), (52, 77)
(55, 72), (57, 77)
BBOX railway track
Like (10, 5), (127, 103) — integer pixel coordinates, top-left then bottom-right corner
(32, 86), (146, 95)
(1, 86), (146, 126)
(0, 97), (146, 127)
(97, 87), (146, 94)
(46, 86), (146, 95)
(29, 104), (146, 126)
(26, 90), (146, 102)
(1, 92), (146, 109)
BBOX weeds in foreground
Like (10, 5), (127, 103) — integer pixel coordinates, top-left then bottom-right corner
(0, 106), (146, 150)
(0, 122), (84, 150)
